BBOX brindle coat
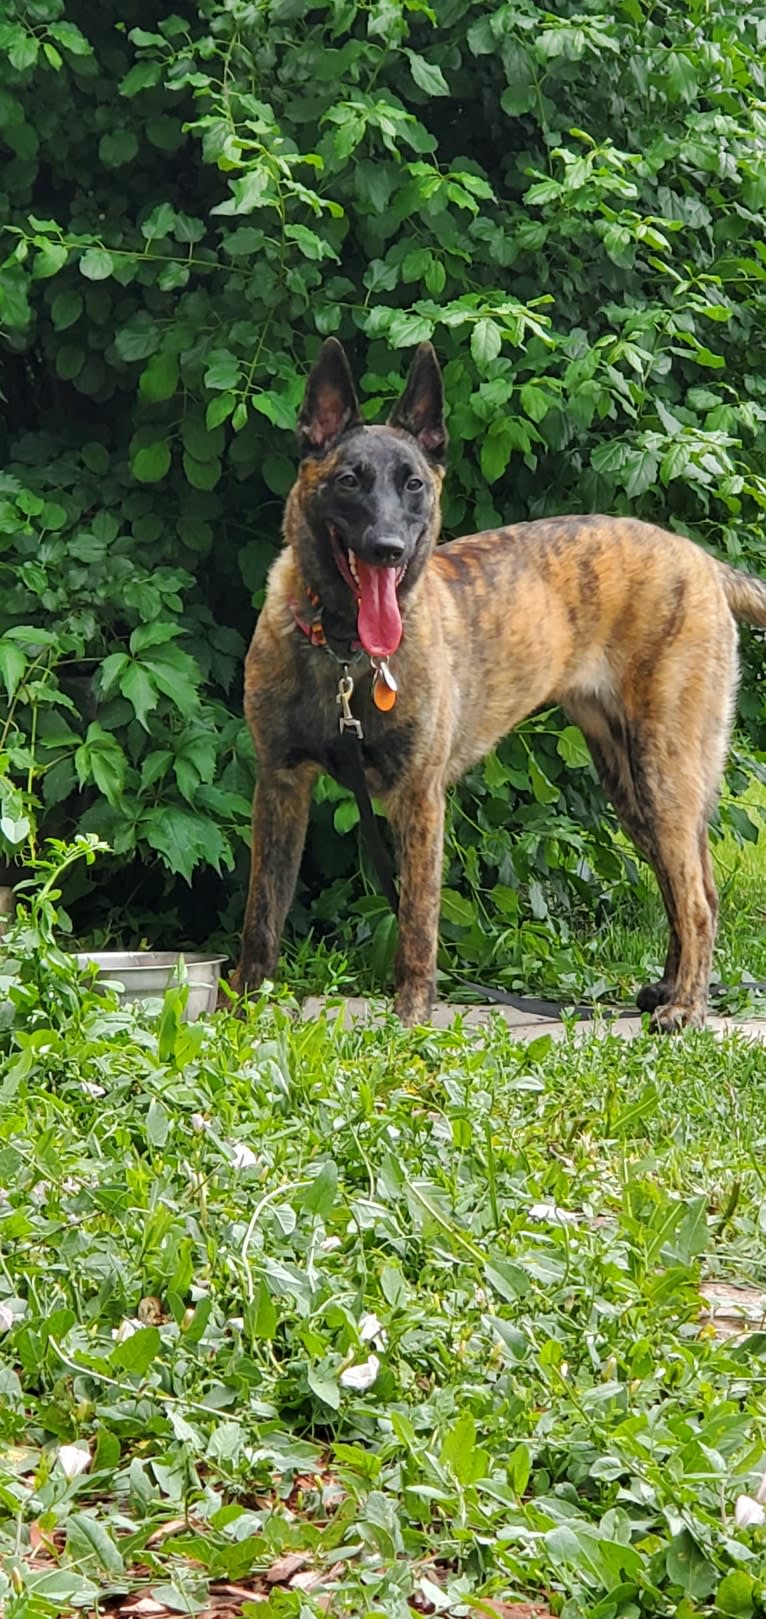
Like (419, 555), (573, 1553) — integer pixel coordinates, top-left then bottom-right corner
(232, 339), (766, 1030)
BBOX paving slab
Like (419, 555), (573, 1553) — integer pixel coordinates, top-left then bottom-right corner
(300, 996), (766, 1041)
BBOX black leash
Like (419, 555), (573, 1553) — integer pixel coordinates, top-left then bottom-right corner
(335, 668), (766, 1019)
(338, 728), (400, 916)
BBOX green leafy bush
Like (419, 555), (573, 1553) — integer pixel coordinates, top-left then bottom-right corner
(1, 0), (765, 976)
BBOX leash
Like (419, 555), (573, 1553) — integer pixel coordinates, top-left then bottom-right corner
(294, 593), (766, 1020)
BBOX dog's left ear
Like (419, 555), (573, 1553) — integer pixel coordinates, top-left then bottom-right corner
(297, 338), (361, 456)
(388, 343), (447, 464)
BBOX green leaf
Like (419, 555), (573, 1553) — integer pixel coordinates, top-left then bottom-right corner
(307, 1367), (340, 1409)
(111, 1325), (161, 1376)
(139, 351), (179, 402)
(253, 1280), (278, 1339)
(0, 641), (26, 701)
(717, 1571), (755, 1618)
(120, 59), (162, 96)
(251, 391), (296, 429)
(50, 290), (83, 330)
(520, 383), (551, 423)
(206, 393), (236, 429)
(116, 315), (160, 362)
(132, 442), (171, 483)
(334, 798), (360, 834)
(556, 726), (591, 769)
(33, 241), (67, 279)
(49, 20), (92, 55)
(99, 130), (139, 167)
(480, 420), (513, 482)
(10, 34), (39, 71)
(183, 453), (221, 491)
(301, 1159), (338, 1218)
(66, 1514), (125, 1576)
(147, 1098), (169, 1148)
(440, 1413), (476, 1480)
(142, 807), (224, 880)
(440, 888), (476, 928)
(406, 49), (450, 96)
(120, 662), (159, 729)
(285, 223), (336, 261)
(141, 202), (176, 241)
(471, 318), (502, 369)
(528, 755), (559, 804)
(485, 1256), (530, 1301)
(665, 1530), (716, 1600)
(79, 247), (114, 281)
(204, 349), (240, 391)
(24, 1572), (100, 1608)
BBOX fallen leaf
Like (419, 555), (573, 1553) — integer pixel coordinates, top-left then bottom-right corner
(145, 1518), (193, 1548)
(699, 1280), (766, 1338)
(265, 1552), (310, 1585)
(470, 1603), (557, 1619)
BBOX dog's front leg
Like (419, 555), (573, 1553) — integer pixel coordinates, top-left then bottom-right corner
(232, 762), (317, 995)
(389, 786), (445, 1025)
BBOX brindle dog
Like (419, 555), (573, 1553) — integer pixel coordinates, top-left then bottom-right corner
(232, 338), (766, 1030)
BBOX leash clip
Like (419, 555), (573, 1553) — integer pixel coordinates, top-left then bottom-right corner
(337, 668), (363, 740)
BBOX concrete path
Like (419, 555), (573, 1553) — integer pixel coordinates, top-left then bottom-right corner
(301, 995), (766, 1042)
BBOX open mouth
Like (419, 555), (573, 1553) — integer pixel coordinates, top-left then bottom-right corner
(330, 525), (407, 658)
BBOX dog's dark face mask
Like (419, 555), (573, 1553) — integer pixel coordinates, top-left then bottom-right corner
(292, 339), (447, 658)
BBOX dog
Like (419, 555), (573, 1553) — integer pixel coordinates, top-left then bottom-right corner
(232, 337), (766, 1030)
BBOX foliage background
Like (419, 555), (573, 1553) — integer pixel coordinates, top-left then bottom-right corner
(1, 0), (765, 982)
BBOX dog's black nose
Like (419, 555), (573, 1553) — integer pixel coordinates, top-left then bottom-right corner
(367, 533), (406, 565)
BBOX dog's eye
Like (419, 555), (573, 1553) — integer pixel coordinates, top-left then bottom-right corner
(406, 476), (424, 493)
(336, 471), (358, 490)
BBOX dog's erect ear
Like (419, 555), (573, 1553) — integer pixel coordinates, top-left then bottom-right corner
(297, 338), (361, 456)
(388, 343), (447, 463)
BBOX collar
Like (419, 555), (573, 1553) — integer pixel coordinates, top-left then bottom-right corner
(288, 578), (364, 662)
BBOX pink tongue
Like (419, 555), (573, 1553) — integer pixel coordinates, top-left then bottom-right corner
(355, 561), (402, 657)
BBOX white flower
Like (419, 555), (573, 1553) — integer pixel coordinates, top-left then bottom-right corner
(528, 1201), (579, 1226)
(62, 1177), (82, 1194)
(57, 1444), (91, 1481)
(0, 1186), (9, 1204)
(340, 1353), (380, 1392)
(320, 1236), (342, 1253)
(359, 1312), (386, 1346)
(80, 1081), (105, 1099)
(230, 1142), (258, 1170)
(0, 1302), (15, 1333)
(29, 1182), (48, 1205)
(190, 1112), (210, 1134)
(111, 1318), (141, 1343)
(228, 1316), (245, 1332)
(734, 1494), (766, 1529)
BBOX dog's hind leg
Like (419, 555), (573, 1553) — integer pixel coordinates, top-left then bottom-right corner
(231, 762), (318, 995)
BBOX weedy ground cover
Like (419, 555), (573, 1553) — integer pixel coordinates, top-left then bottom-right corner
(1, 847), (766, 1619)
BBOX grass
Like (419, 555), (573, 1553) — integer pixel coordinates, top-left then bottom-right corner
(2, 945), (766, 1617)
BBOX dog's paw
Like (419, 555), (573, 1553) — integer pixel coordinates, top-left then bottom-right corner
(394, 983), (434, 1027)
(649, 1001), (706, 1034)
(636, 979), (674, 1013)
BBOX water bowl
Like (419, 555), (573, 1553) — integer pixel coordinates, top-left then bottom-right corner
(73, 950), (227, 1022)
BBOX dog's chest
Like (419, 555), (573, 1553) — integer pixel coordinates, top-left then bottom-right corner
(266, 648), (416, 794)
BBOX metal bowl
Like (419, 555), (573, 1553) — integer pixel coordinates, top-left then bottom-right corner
(74, 950), (227, 1022)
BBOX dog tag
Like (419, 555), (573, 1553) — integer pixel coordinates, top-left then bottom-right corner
(372, 658), (397, 712)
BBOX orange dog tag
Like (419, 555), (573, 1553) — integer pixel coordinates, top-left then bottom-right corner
(373, 673), (397, 711)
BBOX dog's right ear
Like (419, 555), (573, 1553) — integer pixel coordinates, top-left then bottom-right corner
(297, 339), (361, 456)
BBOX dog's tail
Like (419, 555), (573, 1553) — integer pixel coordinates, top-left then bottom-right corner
(720, 562), (766, 627)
